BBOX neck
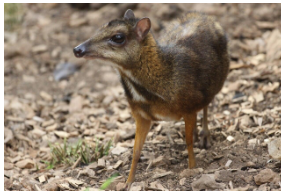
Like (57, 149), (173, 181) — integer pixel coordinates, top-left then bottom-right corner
(117, 33), (173, 101)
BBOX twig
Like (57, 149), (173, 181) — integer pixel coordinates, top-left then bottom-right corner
(72, 156), (82, 169)
(146, 160), (152, 171)
(34, 184), (42, 191)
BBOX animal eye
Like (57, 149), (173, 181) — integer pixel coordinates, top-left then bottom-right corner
(110, 34), (126, 44)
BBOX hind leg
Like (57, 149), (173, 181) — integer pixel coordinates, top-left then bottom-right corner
(199, 106), (212, 149)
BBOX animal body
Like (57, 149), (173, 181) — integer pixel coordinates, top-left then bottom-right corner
(74, 9), (229, 188)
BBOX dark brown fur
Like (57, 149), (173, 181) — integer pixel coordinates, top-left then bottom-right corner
(74, 10), (229, 188)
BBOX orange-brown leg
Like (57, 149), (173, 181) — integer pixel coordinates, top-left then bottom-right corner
(184, 112), (197, 169)
(126, 115), (151, 189)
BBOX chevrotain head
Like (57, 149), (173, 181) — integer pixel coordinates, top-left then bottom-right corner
(73, 9), (151, 68)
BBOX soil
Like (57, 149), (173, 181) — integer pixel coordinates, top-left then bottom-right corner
(4, 3), (281, 191)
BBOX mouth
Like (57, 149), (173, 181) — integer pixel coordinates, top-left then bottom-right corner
(82, 53), (107, 60)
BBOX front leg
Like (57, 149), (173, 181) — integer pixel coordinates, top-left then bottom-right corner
(126, 114), (151, 189)
(184, 112), (197, 169)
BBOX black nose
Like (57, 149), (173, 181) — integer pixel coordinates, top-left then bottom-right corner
(73, 45), (86, 58)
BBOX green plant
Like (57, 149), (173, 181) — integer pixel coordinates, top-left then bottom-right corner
(93, 137), (112, 160)
(44, 138), (112, 169)
(100, 173), (119, 190)
(4, 3), (23, 31)
(84, 187), (90, 191)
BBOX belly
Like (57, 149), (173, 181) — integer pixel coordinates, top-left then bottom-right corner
(133, 102), (182, 122)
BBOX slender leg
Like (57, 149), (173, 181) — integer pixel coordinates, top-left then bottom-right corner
(184, 112), (197, 169)
(193, 116), (199, 143)
(199, 106), (211, 149)
(126, 115), (151, 189)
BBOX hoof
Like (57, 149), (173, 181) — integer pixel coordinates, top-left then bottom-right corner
(125, 182), (132, 191)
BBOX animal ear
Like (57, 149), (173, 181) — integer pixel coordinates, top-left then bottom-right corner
(124, 9), (135, 20)
(134, 17), (151, 42)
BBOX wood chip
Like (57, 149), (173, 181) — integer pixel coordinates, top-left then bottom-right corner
(39, 175), (46, 183)
(268, 138), (281, 161)
(67, 178), (84, 188)
(225, 160), (232, 168)
(58, 182), (71, 190)
(111, 146), (128, 155)
(179, 178), (186, 186)
(4, 127), (14, 144)
(152, 171), (173, 179)
(97, 158), (106, 169)
(54, 131), (70, 138)
(256, 21), (276, 29)
(41, 119), (55, 128)
(45, 123), (58, 132)
(4, 162), (14, 170)
(113, 160), (123, 170)
(40, 91), (52, 101)
(16, 159), (34, 169)
(32, 44), (47, 53)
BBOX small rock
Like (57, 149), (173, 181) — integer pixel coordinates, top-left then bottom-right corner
(191, 174), (226, 191)
(16, 159), (34, 169)
(254, 169), (280, 185)
(116, 182), (126, 191)
(118, 111), (131, 122)
(179, 168), (203, 178)
(245, 161), (256, 168)
(227, 136), (235, 142)
(69, 17), (88, 27)
(4, 162), (13, 170)
(53, 63), (77, 81)
(40, 91), (52, 101)
(179, 178), (186, 186)
(111, 146), (128, 155)
(69, 95), (83, 113)
(225, 160), (232, 168)
(248, 138), (259, 146)
(268, 138), (281, 160)
(4, 178), (13, 189)
(23, 75), (35, 83)
(248, 169), (257, 173)
(102, 95), (114, 105)
(257, 183), (268, 191)
(130, 182), (144, 191)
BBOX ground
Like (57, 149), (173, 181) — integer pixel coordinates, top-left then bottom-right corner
(4, 3), (281, 191)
